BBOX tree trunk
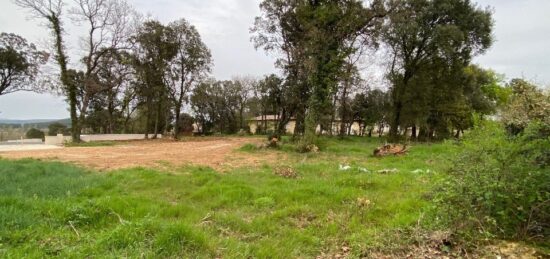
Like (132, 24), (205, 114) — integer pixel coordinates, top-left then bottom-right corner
(145, 96), (152, 139)
(339, 83), (349, 138)
(153, 98), (161, 139)
(329, 93), (338, 136)
(174, 106), (181, 140)
(52, 16), (79, 142)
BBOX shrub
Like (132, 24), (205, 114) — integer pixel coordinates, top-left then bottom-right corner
(25, 128), (44, 140)
(47, 122), (68, 136)
(435, 121), (549, 242)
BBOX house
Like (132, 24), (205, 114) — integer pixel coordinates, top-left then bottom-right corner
(247, 115), (364, 135)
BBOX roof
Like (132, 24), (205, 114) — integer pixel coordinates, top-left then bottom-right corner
(248, 115), (282, 121)
(248, 115), (363, 123)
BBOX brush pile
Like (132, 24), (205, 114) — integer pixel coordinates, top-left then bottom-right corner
(373, 144), (409, 157)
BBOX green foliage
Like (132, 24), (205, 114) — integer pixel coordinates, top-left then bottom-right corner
(25, 128), (44, 139)
(0, 32), (49, 96)
(435, 121), (549, 242)
(166, 18), (212, 139)
(191, 80), (243, 134)
(502, 79), (550, 134)
(384, 0), (494, 140)
(252, 0), (387, 144)
(47, 122), (68, 136)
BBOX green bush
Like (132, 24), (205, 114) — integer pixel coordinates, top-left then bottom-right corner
(435, 121), (549, 242)
(47, 122), (68, 136)
(25, 128), (44, 140)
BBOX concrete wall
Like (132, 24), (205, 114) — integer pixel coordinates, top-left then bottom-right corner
(44, 134), (72, 145)
(80, 134), (162, 142)
(45, 134), (162, 145)
(248, 120), (364, 135)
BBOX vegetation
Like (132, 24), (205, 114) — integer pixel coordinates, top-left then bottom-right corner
(0, 138), (458, 257)
(1, 0), (547, 256)
(436, 121), (549, 242)
(25, 128), (44, 140)
(47, 122), (68, 136)
(0, 32), (48, 96)
(435, 80), (550, 244)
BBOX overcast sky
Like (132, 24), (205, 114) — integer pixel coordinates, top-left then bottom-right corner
(0, 0), (548, 119)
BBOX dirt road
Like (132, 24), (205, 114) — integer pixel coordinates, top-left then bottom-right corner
(0, 137), (277, 171)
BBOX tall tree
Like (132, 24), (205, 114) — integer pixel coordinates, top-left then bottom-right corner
(71, 0), (136, 133)
(232, 76), (256, 131)
(14, 0), (81, 142)
(165, 18), (212, 139)
(252, 0), (387, 146)
(132, 20), (178, 138)
(0, 32), (49, 96)
(383, 0), (493, 140)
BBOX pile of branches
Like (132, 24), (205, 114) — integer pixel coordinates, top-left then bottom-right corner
(373, 144), (409, 157)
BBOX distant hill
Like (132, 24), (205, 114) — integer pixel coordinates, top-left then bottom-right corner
(0, 118), (71, 128)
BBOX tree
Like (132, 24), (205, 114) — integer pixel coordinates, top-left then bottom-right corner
(165, 18), (212, 139)
(232, 76), (256, 131)
(252, 0), (387, 147)
(71, 0), (137, 133)
(48, 122), (67, 136)
(190, 79), (241, 134)
(132, 20), (178, 138)
(383, 0), (493, 140)
(26, 128), (45, 139)
(0, 33), (49, 96)
(93, 49), (136, 133)
(501, 79), (549, 135)
(352, 88), (390, 137)
(14, 0), (81, 142)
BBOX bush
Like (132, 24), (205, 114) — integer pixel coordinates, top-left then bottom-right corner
(435, 121), (549, 242)
(48, 122), (67, 136)
(25, 128), (44, 140)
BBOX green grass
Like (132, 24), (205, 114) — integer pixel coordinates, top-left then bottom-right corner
(0, 137), (459, 257)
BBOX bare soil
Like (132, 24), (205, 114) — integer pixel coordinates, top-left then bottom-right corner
(0, 137), (281, 171)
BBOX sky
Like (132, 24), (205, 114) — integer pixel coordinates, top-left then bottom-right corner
(0, 0), (548, 119)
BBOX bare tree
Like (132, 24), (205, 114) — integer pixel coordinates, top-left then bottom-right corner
(71, 0), (136, 132)
(14, 0), (81, 142)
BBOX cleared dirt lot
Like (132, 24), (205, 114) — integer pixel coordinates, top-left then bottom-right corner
(0, 137), (279, 171)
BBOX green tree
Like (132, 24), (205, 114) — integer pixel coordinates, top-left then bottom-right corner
(190, 80), (241, 134)
(352, 89), (391, 137)
(166, 19), (212, 139)
(501, 79), (549, 135)
(26, 128), (44, 139)
(132, 20), (178, 139)
(383, 0), (493, 140)
(0, 33), (49, 96)
(48, 122), (67, 136)
(252, 0), (387, 147)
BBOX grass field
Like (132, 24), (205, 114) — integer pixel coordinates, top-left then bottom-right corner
(0, 137), (459, 257)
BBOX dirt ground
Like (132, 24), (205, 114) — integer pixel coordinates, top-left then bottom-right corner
(0, 137), (281, 171)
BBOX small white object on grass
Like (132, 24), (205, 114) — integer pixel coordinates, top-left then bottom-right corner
(339, 164), (352, 171)
(358, 167), (371, 173)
